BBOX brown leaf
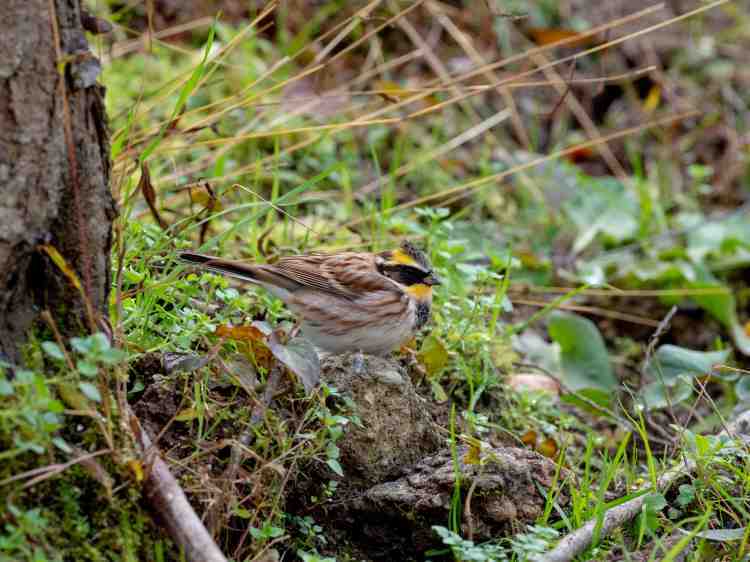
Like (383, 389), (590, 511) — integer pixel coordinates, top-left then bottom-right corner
(520, 429), (538, 448)
(217, 323), (274, 369)
(138, 161), (167, 229)
(216, 324), (266, 342)
(524, 27), (599, 48)
(537, 437), (559, 459)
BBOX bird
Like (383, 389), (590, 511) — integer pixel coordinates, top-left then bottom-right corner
(179, 241), (441, 355)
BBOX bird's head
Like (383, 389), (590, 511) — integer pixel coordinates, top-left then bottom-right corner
(377, 241), (441, 301)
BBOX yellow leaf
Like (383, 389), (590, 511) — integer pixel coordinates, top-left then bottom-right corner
(643, 85), (661, 113)
(418, 334), (449, 377)
(373, 79), (412, 103)
(128, 459), (144, 482)
(463, 443), (482, 465)
(39, 245), (81, 291)
(175, 408), (198, 422)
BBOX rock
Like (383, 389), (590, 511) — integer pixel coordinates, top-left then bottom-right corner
(319, 352), (442, 487)
(366, 445), (567, 541)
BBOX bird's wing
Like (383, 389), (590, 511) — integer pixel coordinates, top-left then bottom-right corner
(270, 252), (399, 300)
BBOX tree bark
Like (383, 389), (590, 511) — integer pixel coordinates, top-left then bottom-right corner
(0, 0), (115, 360)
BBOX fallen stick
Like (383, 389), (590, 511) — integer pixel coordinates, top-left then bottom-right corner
(128, 406), (228, 562)
(540, 410), (750, 562)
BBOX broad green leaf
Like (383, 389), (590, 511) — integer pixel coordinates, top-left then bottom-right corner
(688, 264), (734, 327)
(684, 266), (750, 356)
(70, 336), (93, 355)
(52, 437), (73, 454)
(326, 458), (344, 477)
(547, 311), (617, 391)
(76, 360), (99, 377)
(646, 345), (729, 384)
(78, 382), (102, 403)
(735, 376), (750, 402)
(560, 388), (613, 415)
(0, 376), (13, 396)
(42, 341), (65, 361)
(639, 375), (693, 410)
(563, 177), (638, 253)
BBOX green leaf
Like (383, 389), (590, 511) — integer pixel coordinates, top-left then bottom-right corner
(634, 493), (667, 537)
(42, 341), (65, 361)
(89, 332), (111, 352)
(76, 360), (99, 377)
(736, 376), (750, 402)
(547, 311), (617, 391)
(78, 382), (102, 403)
(0, 376), (13, 396)
(639, 375), (693, 410)
(70, 336), (93, 355)
(98, 347), (127, 365)
(52, 437), (72, 454)
(560, 388), (613, 415)
(688, 265), (734, 326)
(683, 266), (750, 356)
(326, 458), (344, 477)
(676, 484), (695, 507)
(564, 177), (638, 253)
(646, 345), (729, 384)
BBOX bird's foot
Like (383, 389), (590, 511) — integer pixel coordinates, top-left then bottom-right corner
(352, 349), (367, 376)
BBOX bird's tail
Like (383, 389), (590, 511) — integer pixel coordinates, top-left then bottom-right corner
(179, 251), (260, 284)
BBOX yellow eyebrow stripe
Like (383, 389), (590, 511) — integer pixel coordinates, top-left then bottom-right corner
(391, 249), (417, 266)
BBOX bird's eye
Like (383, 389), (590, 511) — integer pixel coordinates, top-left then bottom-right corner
(397, 265), (429, 285)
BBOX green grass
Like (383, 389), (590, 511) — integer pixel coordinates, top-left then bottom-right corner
(2, 1), (750, 561)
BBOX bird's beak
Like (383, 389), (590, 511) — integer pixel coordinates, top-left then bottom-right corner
(424, 273), (442, 286)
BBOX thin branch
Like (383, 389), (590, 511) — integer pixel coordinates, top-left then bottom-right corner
(128, 407), (228, 562)
(540, 410), (750, 562)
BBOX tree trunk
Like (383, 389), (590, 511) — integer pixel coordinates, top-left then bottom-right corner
(0, 0), (115, 360)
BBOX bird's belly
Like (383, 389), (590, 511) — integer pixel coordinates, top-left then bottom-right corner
(301, 316), (414, 355)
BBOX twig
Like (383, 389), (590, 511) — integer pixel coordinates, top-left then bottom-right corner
(539, 409), (750, 562)
(127, 406), (228, 562)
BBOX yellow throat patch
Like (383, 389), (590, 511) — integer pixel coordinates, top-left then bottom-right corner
(405, 283), (432, 299)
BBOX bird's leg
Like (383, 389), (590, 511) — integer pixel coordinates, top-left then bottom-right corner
(352, 349), (367, 376)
